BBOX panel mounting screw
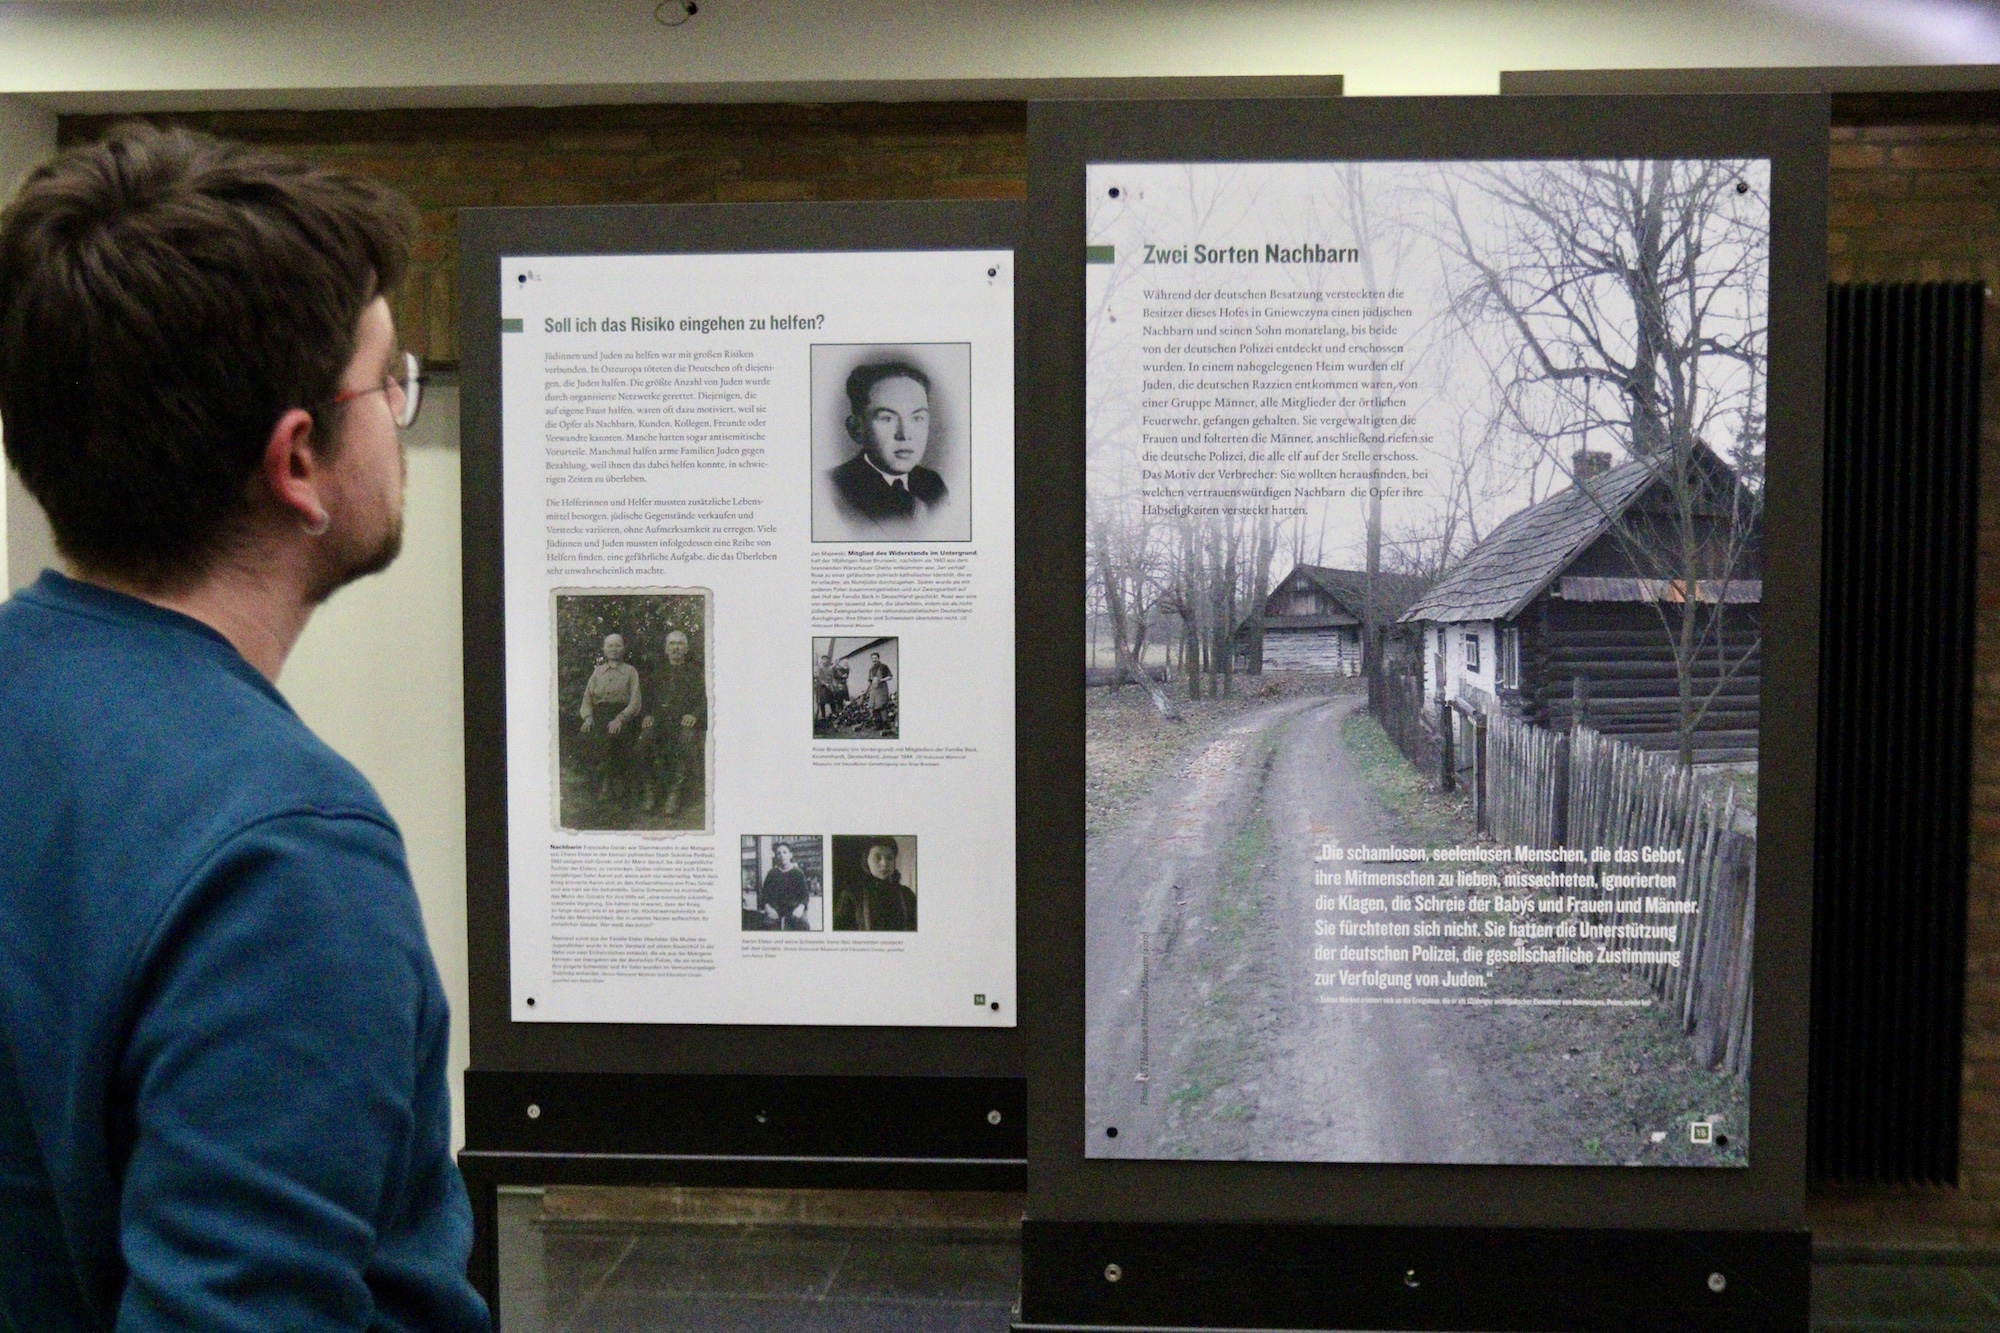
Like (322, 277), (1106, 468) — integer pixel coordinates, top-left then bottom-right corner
(1708, 1272), (1727, 1293)
(987, 1109), (1003, 1125)
(1103, 1263), (1123, 1283)
(755, 1110), (769, 1124)
(525, 1103), (541, 1120)
(1404, 1268), (1419, 1288)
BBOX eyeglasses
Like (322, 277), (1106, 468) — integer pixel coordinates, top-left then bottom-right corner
(328, 350), (424, 429)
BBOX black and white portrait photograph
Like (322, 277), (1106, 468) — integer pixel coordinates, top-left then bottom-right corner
(552, 589), (712, 833)
(740, 835), (825, 932)
(811, 342), (972, 543)
(811, 636), (899, 739)
(830, 834), (918, 932)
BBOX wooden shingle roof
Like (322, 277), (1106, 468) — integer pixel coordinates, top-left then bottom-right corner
(1286, 564), (1431, 622)
(1400, 459), (1658, 625)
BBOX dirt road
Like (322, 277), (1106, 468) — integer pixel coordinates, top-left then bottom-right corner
(1085, 692), (1528, 1164)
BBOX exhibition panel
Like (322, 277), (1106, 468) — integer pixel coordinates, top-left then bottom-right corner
(1084, 154), (1770, 1170)
(1019, 93), (1826, 1330)
(460, 199), (1022, 1077)
(457, 200), (1029, 1320)
(499, 249), (1014, 1030)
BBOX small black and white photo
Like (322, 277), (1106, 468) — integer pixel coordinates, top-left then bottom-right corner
(811, 343), (972, 543)
(811, 636), (899, 739)
(740, 835), (825, 932)
(830, 835), (918, 932)
(552, 589), (712, 833)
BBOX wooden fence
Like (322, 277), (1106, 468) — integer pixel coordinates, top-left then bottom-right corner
(1369, 668), (1445, 783)
(1369, 678), (1755, 1077)
(1565, 725), (1755, 1076)
(1486, 710), (1565, 850)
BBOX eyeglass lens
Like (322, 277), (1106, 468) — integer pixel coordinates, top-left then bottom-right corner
(397, 350), (423, 429)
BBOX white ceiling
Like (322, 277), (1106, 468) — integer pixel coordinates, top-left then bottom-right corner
(0, 0), (1992, 111)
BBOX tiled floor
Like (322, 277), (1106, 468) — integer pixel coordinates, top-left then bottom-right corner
(497, 1190), (2000, 1331)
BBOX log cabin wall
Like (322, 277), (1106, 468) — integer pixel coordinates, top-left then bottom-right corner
(1519, 600), (1764, 761)
(45, 91), (2000, 1245)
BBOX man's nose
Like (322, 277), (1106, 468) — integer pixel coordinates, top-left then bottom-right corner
(892, 418), (906, 439)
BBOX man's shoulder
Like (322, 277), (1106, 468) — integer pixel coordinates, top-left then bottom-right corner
(0, 578), (393, 861)
(826, 455), (893, 519)
(829, 453), (880, 494)
(828, 455), (948, 516)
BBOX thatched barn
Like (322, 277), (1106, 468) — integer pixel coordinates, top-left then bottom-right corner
(1399, 449), (1762, 763)
(1235, 564), (1429, 675)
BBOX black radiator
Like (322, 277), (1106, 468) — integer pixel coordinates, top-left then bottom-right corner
(1812, 282), (1985, 1185)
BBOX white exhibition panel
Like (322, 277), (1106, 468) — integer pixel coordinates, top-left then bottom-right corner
(500, 249), (1016, 1027)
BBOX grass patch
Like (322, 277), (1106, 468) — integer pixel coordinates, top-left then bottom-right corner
(1699, 763), (1760, 826)
(1210, 783), (1274, 947)
(1159, 734), (1283, 1134)
(1338, 708), (1480, 849)
(1472, 968), (1751, 1166)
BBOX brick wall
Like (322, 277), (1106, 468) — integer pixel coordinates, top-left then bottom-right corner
(56, 99), (2000, 1247)
(58, 103), (1028, 367)
(1813, 104), (2000, 1249)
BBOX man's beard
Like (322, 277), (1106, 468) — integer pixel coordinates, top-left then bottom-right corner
(306, 508), (404, 605)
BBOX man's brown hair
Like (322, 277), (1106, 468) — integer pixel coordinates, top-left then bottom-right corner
(0, 123), (415, 586)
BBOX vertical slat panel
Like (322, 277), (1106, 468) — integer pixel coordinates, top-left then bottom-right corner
(1811, 282), (1982, 1186)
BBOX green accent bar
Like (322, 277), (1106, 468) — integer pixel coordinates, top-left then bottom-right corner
(500, 318), (524, 333)
(1085, 245), (1115, 264)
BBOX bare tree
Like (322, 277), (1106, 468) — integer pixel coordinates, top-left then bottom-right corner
(1088, 504), (1177, 717)
(1334, 164), (1410, 680)
(1161, 516), (1207, 701)
(1382, 355), (1539, 584)
(1437, 158), (1768, 764)
(1243, 513), (1277, 675)
(1204, 513), (1244, 698)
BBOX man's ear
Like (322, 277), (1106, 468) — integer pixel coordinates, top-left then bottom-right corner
(844, 412), (865, 446)
(259, 407), (329, 529)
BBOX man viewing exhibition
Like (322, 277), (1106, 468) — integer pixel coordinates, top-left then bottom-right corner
(0, 125), (489, 1331)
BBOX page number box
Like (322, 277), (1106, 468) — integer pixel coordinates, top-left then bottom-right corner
(974, 993), (986, 1006)
(1690, 1120), (1714, 1144)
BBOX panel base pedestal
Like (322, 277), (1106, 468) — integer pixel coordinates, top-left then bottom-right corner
(459, 1071), (1026, 1328)
(1017, 1220), (1808, 1332)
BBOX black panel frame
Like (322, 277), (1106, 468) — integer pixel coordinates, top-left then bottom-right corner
(1018, 94), (1826, 1237)
(1016, 1220), (1808, 1332)
(459, 200), (1025, 1089)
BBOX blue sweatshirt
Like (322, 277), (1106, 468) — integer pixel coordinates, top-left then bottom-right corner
(0, 572), (489, 1332)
